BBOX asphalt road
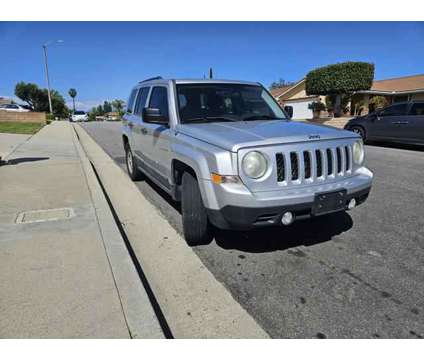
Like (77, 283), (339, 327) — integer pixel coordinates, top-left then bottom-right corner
(82, 121), (424, 339)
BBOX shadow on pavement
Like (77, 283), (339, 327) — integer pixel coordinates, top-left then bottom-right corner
(6, 157), (50, 165)
(366, 141), (424, 152)
(213, 211), (353, 253)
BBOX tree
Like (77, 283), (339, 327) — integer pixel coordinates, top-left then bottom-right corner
(15, 81), (69, 118)
(103, 100), (112, 113)
(269, 78), (295, 90)
(305, 62), (374, 117)
(112, 99), (125, 116)
(369, 95), (388, 111)
(68, 88), (77, 114)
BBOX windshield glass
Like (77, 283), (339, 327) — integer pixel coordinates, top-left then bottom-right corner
(176, 83), (287, 124)
(74, 111), (86, 115)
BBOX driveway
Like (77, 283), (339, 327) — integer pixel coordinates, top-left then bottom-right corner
(81, 121), (424, 338)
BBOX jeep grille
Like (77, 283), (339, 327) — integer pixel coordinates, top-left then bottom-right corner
(275, 145), (353, 184)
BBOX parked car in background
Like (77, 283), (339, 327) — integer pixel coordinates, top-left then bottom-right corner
(0, 104), (30, 112)
(122, 77), (373, 246)
(70, 110), (89, 122)
(345, 101), (424, 145)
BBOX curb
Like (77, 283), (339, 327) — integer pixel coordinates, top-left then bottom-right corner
(71, 124), (165, 339)
(73, 124), (269, 338)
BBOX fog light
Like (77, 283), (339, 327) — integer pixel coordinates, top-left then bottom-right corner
(281, 211), (294, 225)
(348, 198), (356, 210)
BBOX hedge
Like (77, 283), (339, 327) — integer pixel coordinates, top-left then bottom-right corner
(306, 62), (374, 95)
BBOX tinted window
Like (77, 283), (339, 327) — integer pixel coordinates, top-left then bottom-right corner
(74, 111), (86, 115)
(149, 87), (169, 119)
(7, 104), (18, 109)
(176, 84), (286, 123)
(126, 89), (138, 114)
(380, 103), (408, 116)
(134, 87), (150, 116)
(410, 102), (424, 116)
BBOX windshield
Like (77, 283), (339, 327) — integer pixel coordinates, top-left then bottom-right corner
(74, 111), (86, 115)
(176, 83), (287, 124)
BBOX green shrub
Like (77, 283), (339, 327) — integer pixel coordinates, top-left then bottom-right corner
(308, 101), (326, 112)
(369, 95), (388, 110)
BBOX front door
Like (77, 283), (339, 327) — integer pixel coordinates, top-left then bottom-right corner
(131, 86), (151, 162)
(367, 103), (409, 140)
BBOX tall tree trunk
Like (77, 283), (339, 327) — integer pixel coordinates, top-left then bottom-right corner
(72, 98), (75, 114)
(334, 94), (342, 118)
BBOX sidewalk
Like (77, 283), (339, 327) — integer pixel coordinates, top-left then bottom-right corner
(0, 122), (163, 338)
(0, 133), (31, 163)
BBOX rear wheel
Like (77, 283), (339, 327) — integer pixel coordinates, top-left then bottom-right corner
(351, 126), (366, 141)
(181, 171), (212, 246)
(125, 143), (143, 181)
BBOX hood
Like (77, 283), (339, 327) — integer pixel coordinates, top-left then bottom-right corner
(176, 120), (357, 152)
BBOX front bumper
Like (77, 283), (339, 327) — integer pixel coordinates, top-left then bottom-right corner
(207, 186), (371, 230)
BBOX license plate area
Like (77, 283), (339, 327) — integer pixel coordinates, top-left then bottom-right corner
(312, 189), (347, 215)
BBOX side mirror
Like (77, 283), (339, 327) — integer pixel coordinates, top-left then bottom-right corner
(284, 105), (293, 119)
(143, 107), (168, 125)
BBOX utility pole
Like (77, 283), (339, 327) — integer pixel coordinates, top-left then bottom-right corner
(42, 40), (63, 115)
(209, 67), (213, 79)
(42, 45), (53, 115)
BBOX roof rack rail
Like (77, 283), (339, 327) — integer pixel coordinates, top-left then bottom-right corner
(139, 76), (163, 83)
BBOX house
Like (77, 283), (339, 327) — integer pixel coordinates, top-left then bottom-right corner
(351, 74), (424, 114)
(270, 79), (326, 119)
(0, 97), (11, 106)
(271, 74), (424, 119)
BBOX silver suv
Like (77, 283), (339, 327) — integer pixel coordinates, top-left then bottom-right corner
(122, 77), (373, 245)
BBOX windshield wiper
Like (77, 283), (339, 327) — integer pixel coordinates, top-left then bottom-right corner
(243, 115), (284, 121)
(183, 116), (237, 124)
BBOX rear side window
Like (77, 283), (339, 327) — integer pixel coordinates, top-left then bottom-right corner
(134, 87), (150, 116)
(380, 103), (408, 116)
(409, 102), (424, 116)
(126, 89), (138, 114)
(149, 87), (169, 119)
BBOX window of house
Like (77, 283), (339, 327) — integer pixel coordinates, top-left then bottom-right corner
(380, 103), (408, 116)
(134, 87), (149, 116)
(148, 87), (169, 120)
(409, 102), (424, 116)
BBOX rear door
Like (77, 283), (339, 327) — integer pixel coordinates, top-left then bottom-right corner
(123, 88), (139, 149)
(406, 102), (424, 143)
(143, 86), (172, 188)
(367, 103), (409, 140)
(131, 87), (151, 161)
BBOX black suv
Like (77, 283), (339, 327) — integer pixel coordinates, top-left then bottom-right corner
(345, 101), (424, 145)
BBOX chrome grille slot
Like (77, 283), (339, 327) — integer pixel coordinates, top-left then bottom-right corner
(303, 151), (311, 179)
(290, 152), (299, 180)
(336, 147), (342, 174)
(326, 149), (333, 175)
(315, 150), (323, 177)
(345, 146), (351, 171)
(276, 153), (285, 182)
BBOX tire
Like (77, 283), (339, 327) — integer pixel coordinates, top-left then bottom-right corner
(181, 171), (212, 246)
(351, 125), (366, 141)
(125, 143), (143, 181)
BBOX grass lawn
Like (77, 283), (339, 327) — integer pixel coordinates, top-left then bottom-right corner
(0, 122), (44, 135)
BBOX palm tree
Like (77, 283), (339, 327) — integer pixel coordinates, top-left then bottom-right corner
(68, 88), (77, 114)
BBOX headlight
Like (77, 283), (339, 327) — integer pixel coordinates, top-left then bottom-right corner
(353, 140), (364, 165)
(242, 151), (268, 179)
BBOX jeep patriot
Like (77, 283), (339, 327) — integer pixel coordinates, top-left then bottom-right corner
(122, 77), (373, 245)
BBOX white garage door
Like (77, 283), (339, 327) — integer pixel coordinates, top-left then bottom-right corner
(285, 100), (314, 120)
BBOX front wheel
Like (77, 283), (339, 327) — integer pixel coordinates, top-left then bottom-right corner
(125, 143), (143, 181)
(181, 172), (212, 246)
(351, 125), (366, 141)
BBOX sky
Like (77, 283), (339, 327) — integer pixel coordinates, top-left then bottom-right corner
(1, 22), (423, 110)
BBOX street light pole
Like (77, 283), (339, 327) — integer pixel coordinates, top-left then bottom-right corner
(42, 40), (63, 116)
(42, 44), (53, 115)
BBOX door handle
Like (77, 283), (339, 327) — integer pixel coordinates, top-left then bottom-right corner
(141, 128), (148, 135)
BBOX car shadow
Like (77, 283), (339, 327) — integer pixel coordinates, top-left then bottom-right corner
(212, 211), (353, 253)
(6, 157), (50, 165)
(366, 140), (424, 152)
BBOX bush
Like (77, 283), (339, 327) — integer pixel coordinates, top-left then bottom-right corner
(308, 101), (326, 112)
(306, 62), (374, 95)
(369, 95), (388, 110)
